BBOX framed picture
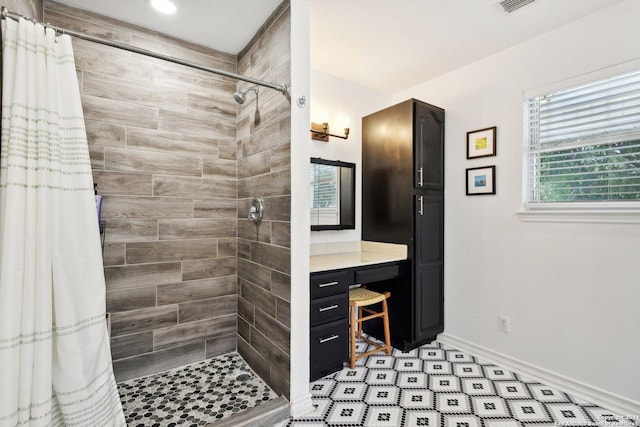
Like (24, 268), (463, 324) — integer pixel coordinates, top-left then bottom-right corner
(467, 126), (496, 159)
(466, 166), (496, 195)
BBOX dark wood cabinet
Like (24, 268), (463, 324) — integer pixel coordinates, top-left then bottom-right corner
(309, 270), (350, 381)
(309, 260), (408, 380)
(362, 98), (445, 351)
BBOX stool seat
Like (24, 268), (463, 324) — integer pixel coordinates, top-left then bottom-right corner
(348, 287), (392, 369)
(349, 287), (387, 306)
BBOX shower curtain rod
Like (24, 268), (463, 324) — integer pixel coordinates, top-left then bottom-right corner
(0, 7), (289, 95)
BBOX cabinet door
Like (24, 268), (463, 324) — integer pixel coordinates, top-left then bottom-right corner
(414, 103), (445, 190)
(414, 193), (444, 342)
(415, 193), (443, 263)
(415, 262), (444, 340)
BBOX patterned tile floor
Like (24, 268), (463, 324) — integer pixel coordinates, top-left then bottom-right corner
(288, 339), (639, 427)
(117, 352), (277, 426)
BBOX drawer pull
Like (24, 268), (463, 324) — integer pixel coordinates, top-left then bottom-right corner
(318, 281), (339, 288)
(319, 334), (339, 344)
(318, 304), (339, 312)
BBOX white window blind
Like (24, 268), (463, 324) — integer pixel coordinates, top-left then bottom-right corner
(525, 69), (640, 205)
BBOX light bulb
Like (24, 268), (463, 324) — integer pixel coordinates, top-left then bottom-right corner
(150, 0), (177, 14)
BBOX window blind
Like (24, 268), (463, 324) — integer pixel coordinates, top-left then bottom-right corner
(526, 70), (640, 204)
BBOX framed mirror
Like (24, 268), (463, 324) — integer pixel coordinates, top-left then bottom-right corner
(310, 158), (356, 231)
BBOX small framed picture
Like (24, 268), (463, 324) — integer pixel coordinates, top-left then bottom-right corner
(466, 166), (496, 195)
(467, 126), (496, 159)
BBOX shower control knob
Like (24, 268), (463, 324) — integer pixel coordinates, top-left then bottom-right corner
(247, 197), (264, 224)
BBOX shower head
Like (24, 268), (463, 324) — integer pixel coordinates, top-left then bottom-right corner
(233, 85), (259, 104)
(233, 92), (245, 104)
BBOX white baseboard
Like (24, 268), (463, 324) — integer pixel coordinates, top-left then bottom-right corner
(289, 393), (314, 418)
(438, 333), (640, 417)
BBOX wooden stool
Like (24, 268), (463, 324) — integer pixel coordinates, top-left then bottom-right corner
(348, 287), (391, 369)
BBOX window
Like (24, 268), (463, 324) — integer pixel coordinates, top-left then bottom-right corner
(525, 70), (640, 208)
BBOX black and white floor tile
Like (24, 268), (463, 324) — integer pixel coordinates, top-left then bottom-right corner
(288, 339), (639, 427)
(117, 352), (277, 427)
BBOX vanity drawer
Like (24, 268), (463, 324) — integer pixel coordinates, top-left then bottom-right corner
(310, 318), (348, 378)
(354, 263), (401, 284)
(311, 293), (348, 327)
(310, 270), (351, 299)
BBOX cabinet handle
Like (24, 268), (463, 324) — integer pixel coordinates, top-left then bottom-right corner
(318, 281), (339, 288)
(419, 195), (424, 216)
(319, 334), (339, 344)
(318, 304), (339, 312)
(418, 167), (424, 187)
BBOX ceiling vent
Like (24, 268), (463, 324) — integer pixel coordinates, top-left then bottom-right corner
(499, 0), (535, 13)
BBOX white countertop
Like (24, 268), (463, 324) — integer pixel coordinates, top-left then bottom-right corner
(310, 241), (408, 273)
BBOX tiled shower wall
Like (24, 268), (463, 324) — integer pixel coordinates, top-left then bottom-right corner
(0, 0), (42, 20)
(235, 4), (292, 398)
(45, 1), (238, 381)
(42, 1), (291, 387)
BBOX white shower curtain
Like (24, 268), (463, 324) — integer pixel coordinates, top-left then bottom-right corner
(0, 17), (125, 426)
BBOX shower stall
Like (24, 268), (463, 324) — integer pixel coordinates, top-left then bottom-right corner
(1, 0), (293, 424)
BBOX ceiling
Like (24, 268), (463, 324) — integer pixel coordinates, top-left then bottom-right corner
(51, 0), (622, 93)
(311, 0), (623, 93)
(51, 0), (284, 54)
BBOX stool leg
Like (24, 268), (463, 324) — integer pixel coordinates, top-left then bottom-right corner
(349, 304), (357, 369)
(356, 307), (363, 339)
(382, 298), (391, 355)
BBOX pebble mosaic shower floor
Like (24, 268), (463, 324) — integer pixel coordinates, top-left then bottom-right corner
(117, 352), (277, 426)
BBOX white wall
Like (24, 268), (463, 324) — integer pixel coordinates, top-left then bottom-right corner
(393, 0), (640, 408)
(289, 0), (313, 416)
(288, 69), (388, 413)
(309, 70), (390, 243)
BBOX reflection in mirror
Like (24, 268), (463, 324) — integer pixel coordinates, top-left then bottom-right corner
(310, 158), (355, 231)
(310, 162), (339, 225)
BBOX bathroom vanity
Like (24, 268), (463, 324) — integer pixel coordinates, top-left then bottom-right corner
(308, 97), (444, 380)
(309, 241), (408, 381)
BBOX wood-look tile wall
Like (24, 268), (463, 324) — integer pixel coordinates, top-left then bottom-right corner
(44, 2), (245, 383)
(235, 3), (292, 398)
(0, 0), (42, 20)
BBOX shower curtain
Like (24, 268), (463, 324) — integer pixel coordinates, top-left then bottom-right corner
(0, 17), (125, 426)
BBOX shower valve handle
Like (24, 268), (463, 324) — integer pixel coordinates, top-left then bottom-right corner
(247, 197), (264, 224)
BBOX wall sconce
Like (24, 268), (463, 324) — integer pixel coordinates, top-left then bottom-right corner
(310, 122), (350, 142)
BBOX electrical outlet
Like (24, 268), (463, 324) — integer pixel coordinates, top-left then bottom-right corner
(498, 315), (510, 333)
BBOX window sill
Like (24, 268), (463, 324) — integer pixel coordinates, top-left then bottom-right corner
(517, 208), (640, 224)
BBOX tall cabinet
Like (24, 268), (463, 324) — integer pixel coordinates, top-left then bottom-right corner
(362, 99), (444, 351)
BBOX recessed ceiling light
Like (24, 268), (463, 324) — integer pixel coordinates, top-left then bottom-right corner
(150, 0), (177, 15)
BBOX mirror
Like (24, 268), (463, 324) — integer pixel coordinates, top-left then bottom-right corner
(310, 158), (356, 231)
